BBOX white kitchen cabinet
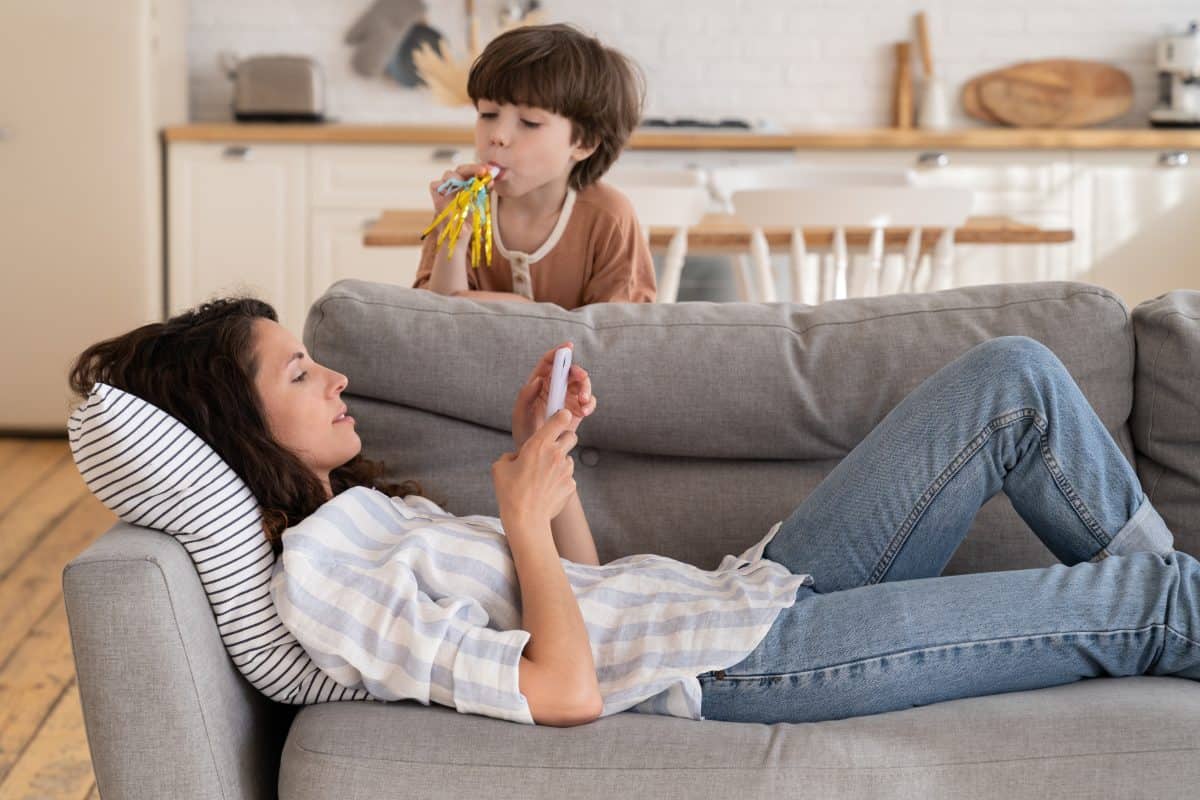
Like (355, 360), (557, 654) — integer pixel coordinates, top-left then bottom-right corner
(310, 209), (422, 298)
(168, 142), (459, 333)
(168, 142), (309, 331)
(307, 144), (457, 299)
(1070, 150), (1200, 308)
(310, 144), (463, 209)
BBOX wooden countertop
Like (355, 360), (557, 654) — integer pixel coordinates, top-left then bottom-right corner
(164, 123), (1200, 150)
(366, 211), (1074, 251)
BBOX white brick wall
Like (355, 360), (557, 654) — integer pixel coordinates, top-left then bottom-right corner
(189, 0), (1197, 127)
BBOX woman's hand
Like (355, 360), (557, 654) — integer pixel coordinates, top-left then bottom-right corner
(512, 341), (597, 450)
(492, 409), (579, 526)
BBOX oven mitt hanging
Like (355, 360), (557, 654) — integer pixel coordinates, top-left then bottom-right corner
(345, 0), (426, 77)
(387, 22), (446, 87)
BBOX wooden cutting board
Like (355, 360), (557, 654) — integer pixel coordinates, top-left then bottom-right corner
(961, 60), (1132, 127)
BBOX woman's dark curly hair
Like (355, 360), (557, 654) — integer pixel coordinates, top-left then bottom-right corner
(68, 297), (441, 552)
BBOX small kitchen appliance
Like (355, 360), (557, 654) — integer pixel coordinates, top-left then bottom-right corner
(226, 54), (326, 122)
(1150, 21), (1200, 127)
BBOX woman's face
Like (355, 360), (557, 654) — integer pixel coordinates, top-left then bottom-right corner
(252, 318), (361, 493)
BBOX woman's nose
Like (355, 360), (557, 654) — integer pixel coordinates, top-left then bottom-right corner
(329, 370), (348, 395)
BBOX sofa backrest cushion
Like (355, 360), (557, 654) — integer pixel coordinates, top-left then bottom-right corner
(304, 280), (1137, 575)
(1132, 290), (1200, 555)
(67, 382), (369, 705)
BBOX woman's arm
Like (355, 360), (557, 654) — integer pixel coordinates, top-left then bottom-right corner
(492, 412), (600, 724)
(551, 490), (600, 566)
(504, 511), (603, 726)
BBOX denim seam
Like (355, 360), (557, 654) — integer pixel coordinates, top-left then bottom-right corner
(704, 623), (1188, 681)
(1032, 415), (1112, 553)
(870, 408), (1039, 584)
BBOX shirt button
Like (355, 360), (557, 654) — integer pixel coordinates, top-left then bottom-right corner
(580, 448), (600, 467)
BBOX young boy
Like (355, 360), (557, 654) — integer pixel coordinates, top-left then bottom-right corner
(412, 23), (657, 310)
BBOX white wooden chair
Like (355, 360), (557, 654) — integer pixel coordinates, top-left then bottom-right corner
(604, 166), (713, 303)
(727, 182), (973, 304)
(709, 166), (919, 303)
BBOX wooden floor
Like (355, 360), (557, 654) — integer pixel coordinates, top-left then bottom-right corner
(0, 436), (110, 800)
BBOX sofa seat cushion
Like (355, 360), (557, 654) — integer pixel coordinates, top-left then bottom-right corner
(279, 677), (1200, 799)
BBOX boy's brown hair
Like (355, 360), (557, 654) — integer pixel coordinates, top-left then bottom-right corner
(467, 23), (645, 191)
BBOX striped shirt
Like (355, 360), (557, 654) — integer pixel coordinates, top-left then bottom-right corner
(270, 486), (813, 725)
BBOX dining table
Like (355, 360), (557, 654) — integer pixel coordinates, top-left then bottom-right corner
(363, 210), (1074, 252)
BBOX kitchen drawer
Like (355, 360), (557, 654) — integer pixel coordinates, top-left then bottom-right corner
(794, 150), (1073, 214)
(168, 142), (309, 332)
(310, 144), (465, 209)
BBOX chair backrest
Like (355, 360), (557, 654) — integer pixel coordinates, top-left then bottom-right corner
(605, 165), (712, 230)
(617, 184), (712, 230)
(710, 165), (916, 212)
(606, 164), (710, 188)
(729, 185), (975, 303)
(730, 185), (973, 229)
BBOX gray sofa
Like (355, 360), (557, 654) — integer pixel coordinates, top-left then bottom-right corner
(65, 279), (1200, 799)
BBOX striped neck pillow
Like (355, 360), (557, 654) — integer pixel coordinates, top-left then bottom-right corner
(67, 382), (371, 705)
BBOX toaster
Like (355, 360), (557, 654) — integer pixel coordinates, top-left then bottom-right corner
(230, 55), (326, 122)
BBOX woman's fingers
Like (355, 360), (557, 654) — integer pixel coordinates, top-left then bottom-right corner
(524, 343), (584, 386)
(523, 342), (568, 384)
(571, 368), (591, 400)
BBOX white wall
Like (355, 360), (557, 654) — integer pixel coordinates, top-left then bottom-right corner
(189, 0), (1195, 127)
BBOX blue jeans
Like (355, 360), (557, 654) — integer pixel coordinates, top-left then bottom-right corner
(698, 336), (1191, 724)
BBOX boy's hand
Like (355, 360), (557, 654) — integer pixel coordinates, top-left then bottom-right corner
(493, 409), (579, 527)
(512, 341), (597, 450)
(428, 162), (490, 216)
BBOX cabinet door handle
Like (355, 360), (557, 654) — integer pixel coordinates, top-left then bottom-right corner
(431, 148), (457, 161)
(222, 145), (253, 160)
(1158, 151), (1190, 168)
(917, 151), (950, 168)
(361, 216), (379, 231)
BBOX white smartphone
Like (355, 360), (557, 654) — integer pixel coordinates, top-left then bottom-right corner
(545, 347), (572, 421)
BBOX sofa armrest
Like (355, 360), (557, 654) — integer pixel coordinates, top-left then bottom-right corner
(63, 522), (291, 800)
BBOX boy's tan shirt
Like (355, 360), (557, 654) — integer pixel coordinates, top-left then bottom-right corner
(413, 181), (657, 310)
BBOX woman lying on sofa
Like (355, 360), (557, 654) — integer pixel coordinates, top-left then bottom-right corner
(69, 297), (1200, 728)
